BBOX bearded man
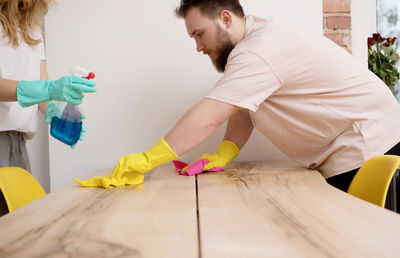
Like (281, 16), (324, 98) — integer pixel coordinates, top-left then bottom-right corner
(77, 0), (400, 193)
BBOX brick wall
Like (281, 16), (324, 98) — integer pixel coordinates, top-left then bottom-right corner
(323, 0), (352, 52)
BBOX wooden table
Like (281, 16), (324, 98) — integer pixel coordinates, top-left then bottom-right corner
(1, 161), (400, 258)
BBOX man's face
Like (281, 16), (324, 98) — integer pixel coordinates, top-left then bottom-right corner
(184, 7), (234, 73)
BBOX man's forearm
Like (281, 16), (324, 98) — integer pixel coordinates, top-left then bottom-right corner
(164, 98), (240, 156)
(223, 108), (254, 150)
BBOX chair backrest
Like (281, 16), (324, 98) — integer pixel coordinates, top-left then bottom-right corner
(347, 155), (400, 207)
(0, 167), (46, 212)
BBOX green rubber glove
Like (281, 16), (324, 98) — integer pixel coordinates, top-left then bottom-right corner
(17, 75), (96, 107)
(44, 101), (87, 148)
(74, 138), (179, 188)
(44, 101), (65, 124)
(183, 140), (239, 172)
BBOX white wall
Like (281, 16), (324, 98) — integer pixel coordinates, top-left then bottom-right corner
(26, 116), (50, 192)
(44, 0), (322, 191)
(351, 0), (377, 66)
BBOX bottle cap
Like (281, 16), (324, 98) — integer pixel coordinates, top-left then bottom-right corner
(69, 66), (95, 79)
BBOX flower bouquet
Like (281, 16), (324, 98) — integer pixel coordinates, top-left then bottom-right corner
(368, 33), (400, 95)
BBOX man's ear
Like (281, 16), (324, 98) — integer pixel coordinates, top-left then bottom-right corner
(219, 10), (232, 28)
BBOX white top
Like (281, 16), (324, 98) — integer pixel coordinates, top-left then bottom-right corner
(207, 15), (400, 178)
(0, 24), (46, 139)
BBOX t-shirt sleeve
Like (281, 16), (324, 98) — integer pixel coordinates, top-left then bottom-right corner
(206, 50), (282, 112)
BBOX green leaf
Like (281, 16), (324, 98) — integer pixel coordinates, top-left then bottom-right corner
(383, 48), (391, 55)
(391, 53), (400, 62)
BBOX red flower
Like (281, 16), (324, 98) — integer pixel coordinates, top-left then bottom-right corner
(392, 37), (397, 44)
(372, 33), (383, 42)
(368, 37), (374, 46)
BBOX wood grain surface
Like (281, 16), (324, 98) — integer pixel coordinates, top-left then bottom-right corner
(197, 161), (400, 258)
(0, 165), (198, 258)
(1, 161), (400, 258)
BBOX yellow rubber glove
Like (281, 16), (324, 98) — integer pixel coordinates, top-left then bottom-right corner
(183, 140), (239, 172)
(74, 138), (179, 188)
(74, 172), (144, 189)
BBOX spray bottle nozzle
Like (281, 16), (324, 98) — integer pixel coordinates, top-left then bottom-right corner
(69, 66), (95, 80)
(85, 72), (95, 80)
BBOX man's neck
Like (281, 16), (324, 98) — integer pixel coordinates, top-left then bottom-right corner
(231, 17), (246, 46)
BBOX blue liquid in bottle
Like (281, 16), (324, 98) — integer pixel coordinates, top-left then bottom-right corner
(50, 103), (83, 146)
(50, 117), (82, 146)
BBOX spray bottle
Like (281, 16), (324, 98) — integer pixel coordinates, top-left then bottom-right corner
(49, 67), (95, 146)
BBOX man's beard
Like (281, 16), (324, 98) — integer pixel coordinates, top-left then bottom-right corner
(210, 25), (234, 73)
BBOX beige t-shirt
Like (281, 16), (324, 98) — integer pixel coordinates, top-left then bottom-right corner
(207, 15), (400, 178)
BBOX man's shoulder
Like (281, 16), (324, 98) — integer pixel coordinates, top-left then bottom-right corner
(246, 15), (271, 24)
(236, 16), (279, 55)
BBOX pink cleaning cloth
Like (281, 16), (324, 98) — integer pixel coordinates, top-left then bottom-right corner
(173, 159), (224, 176)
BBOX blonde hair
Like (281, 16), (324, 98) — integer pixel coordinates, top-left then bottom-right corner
(0, 0), (54, 47)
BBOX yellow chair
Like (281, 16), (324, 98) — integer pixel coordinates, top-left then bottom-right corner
(347, 155), (400, 208)
(0, 167), (46, 212)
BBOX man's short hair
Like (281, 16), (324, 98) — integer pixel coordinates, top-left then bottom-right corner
(175, 0), (245, 19)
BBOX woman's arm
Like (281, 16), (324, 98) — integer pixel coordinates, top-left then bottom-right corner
(38, 60), (50, 113)
(0, 78), (18, 101)
(0, 60), (50, 113)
